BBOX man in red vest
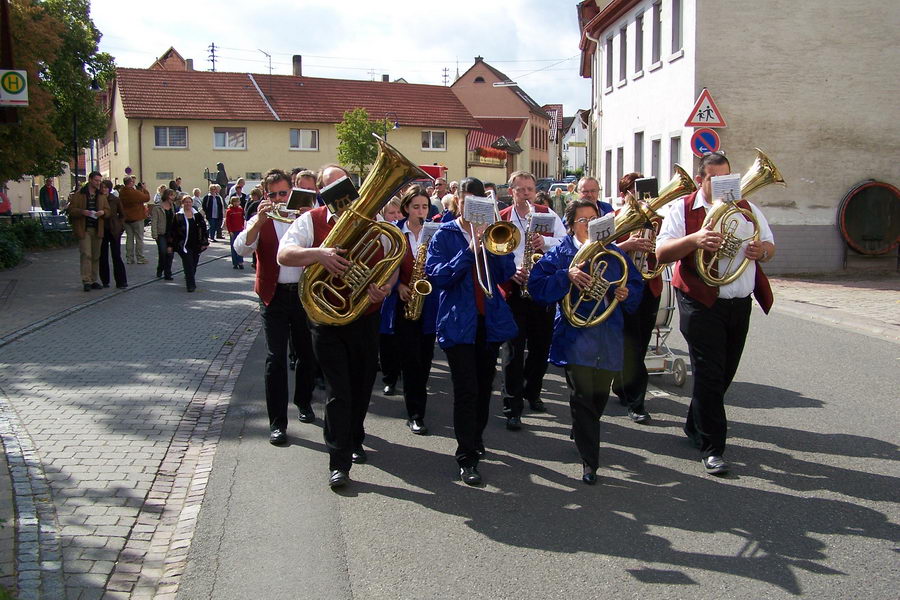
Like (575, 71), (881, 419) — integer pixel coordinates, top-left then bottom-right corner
(498, 171), (566, 430)
(277, 165), (396, 489)
(656, 151), (776, 476)
(234, 169), (318, 447)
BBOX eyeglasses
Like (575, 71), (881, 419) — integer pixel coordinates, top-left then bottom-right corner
(574, 217), (592, 224)
(267, 190), (290, 199)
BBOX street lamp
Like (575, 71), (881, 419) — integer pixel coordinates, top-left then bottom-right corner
(384, 112), (399, 142)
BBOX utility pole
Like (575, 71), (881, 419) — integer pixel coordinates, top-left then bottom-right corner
(441, 67), (449, 86)
(208, 42), (218, 72)
(258, 49), (273, 99)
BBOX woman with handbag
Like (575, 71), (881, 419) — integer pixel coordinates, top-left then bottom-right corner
(167, 194), (209, 293)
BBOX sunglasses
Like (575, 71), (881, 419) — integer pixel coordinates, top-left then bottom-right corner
(267, 190), (290, 199)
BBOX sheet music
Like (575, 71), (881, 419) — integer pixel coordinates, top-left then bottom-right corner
(421, 221), (441, 243)
(463, 196), (497, 225)
(710, 173), (742, 203)
(529, 213), (556, 235)
(588, 213), (615, 243)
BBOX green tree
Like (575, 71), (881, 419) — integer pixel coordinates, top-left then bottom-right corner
(335, 107), (389, 180)
(0, 0), (115, 182)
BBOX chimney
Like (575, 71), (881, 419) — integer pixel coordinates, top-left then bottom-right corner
(292, 55), (302, 77)
(185, 58), (193, 71)
(382, 74), (389, 82)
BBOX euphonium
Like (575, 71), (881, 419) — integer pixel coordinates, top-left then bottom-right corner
(695, 148), (785, 286)
(403, 231), (432, 321)
(561, 165), (696, 328)
(301, 136), (428, 325)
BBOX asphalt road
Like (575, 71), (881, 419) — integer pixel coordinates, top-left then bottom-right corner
(178, 305), (900, 600)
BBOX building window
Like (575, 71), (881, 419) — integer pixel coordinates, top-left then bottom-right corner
(651, 1), (662, 64)
(156, 172), (174, 181)
(619, 26), (627, 82)
(651, 139), (661, 178)
(113, 131), (118, 154)
(634, 131), (644, 173)
(605, 36), (614, 89)
(604, 150), (613, 198)
(474, 76), (485, 83)
(214, 127), (246, 150)
(635, 14), (644, 73)
(246, 172), (262, 180)
(421, 130), (446, 151)
(672, 0), (683, 53)
(154, 126), (187, 148)
(616, 146), (624, 187)
(290, 128), (318, 151)
(669, 136), (681, 176)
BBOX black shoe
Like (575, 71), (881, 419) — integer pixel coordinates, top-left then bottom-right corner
(164, 276), (174, 281)
(506, 415), (522, 431)
(187, 286), (196, 293)
(269, 429), (287, 446)
(233, 265), (239, 269)
(582, 464), (598, 485)
(102, 283), (110, 288)
(702, 456), (730, 475)
(459, 466), (482, 486)
(628, 409), (651, 424)
(156, 271), (163, 278)
(351, 447), (368, 464)
(298, 407), (315, 423)
(116, 284), (128, 289)
(238, 264), (244, 270)
(383, 384), (395, 396)
(407, 419), (428, 435)
(83, 283), (91, 292)
(90, 282), (103, 290)
(528, 399), (546, 413)
(328, 470), (349, 489)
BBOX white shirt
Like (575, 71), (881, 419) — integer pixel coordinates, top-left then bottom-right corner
(657, 188), (774, 299)
(506, 203), (566, 267)
(235, 215), (303, 284)
(402, 221), (427, 256)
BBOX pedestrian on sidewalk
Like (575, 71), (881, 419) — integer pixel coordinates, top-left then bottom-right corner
(225, 196), (245, 269)
(98, 180), (128, 289)
(39, 178), (60, 215)
(191, 188), (203, 213)
(65, 171), (109, 291)
(151, 189), (177, 280)
(202, 184), (225, 242)
(168, 195), (209, 293)
(119, 176), (150, 264)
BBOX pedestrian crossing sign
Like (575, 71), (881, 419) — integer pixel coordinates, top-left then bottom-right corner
(685, 88), (725, 128)
(0, 70), (28, 107)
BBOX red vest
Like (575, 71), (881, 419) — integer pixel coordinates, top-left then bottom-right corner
(253, 220), (280, 306)
(310, 206), (385, 316)
(672, 192), (773, 314)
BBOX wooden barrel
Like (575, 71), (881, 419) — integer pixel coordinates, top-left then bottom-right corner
(837, 180), (900, 255)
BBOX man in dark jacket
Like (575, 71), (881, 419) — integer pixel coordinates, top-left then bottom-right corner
(40, 178), (60, 215)
(65, 171), (109, 291)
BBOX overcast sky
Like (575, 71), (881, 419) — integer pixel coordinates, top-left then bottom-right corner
(91, 0), (592, 117)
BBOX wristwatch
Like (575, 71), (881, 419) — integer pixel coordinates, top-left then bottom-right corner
(761, 248), (769, 262)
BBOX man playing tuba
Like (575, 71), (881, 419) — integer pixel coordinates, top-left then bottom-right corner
(655, 151), (776, 476)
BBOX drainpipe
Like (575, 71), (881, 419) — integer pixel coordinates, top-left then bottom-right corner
(138, 119), (144, 183)
(583, 28), (601, 178)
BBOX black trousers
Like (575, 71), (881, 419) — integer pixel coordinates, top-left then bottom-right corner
(176, 249), (200, 290)
(676, 290), (751, 458)
(155, 235), (173, 278)
(445, 317), (501, 468)
(565, 365), (615, 471)
(612, 287), (661, 412)
(395, 310), (436, 420)
(99, 230), (127, 287)
(260, 284), (317, 432)
(501, 289), (554, 416)
(311, 312), (380, 472)
(379, 333), (401, 386)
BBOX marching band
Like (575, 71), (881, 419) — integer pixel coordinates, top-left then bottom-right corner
(237, 138), (780, 489)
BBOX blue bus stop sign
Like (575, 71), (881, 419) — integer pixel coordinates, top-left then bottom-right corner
(691, 128), (720, 158)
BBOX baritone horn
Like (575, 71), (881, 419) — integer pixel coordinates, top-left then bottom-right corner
(695, 148), (785, 286)
(300, 135), (429, 325)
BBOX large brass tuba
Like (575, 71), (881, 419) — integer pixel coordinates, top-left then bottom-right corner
(695, 148), (785, 286)
(301, 136), (429, 325)
(562, 165), (696, 328)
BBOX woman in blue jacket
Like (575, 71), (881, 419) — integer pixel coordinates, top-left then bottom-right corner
(527, 198), (644, 485)
(425, 178), (517, 486)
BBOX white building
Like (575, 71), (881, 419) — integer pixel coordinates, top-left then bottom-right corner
(577, 0), (900, 273)
(562, 110), (589, 175)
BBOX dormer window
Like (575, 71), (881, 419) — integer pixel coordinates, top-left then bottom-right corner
(474, 76), (485, 83)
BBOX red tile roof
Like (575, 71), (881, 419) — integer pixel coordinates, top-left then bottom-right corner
(115, 68), (480, 129)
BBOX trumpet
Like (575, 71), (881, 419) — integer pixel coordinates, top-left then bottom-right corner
(266, 188), (317, 223)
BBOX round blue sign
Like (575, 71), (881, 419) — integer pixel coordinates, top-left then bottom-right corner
(690, 128), (720, 158)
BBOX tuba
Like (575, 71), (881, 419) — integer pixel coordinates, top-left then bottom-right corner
(301, 136), (429, 325)
(695, 148), (785, 286)
(562, 165), (696, 328)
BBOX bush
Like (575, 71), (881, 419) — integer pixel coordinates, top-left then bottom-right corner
(0, 233), (24, 269)
(0, 218), (76, 269)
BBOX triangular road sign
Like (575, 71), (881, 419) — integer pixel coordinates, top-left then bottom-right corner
(685, 88), (727, 128)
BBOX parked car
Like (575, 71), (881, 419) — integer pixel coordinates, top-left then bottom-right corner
(535, 178), (555, 192)
(563, 175), (578, 183)
(548, 183), (570, 194)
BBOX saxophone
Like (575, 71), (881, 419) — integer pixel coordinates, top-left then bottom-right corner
(519, 212), (543, 299)
(403, 234), (432, 320)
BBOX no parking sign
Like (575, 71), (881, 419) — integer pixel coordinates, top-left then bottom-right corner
(690, 128), (720, 158)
